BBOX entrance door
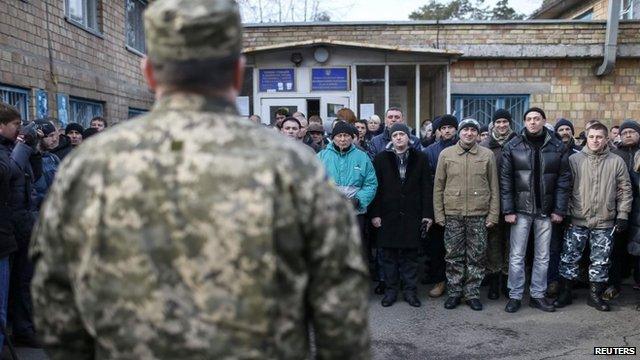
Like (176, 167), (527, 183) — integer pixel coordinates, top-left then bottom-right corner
(261, 98), (307, 125)
(321, 96), (350, 132)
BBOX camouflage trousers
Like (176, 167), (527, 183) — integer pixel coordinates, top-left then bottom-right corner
(559, 225), (613, 283)
(444, 216), (487, 299)
(486, 221), (510, 275)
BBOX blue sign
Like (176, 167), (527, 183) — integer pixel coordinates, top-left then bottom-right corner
(36, 89), (48, 118)
(56, 93), (69, 128)
(311, 68), (349, 91)
(259, 69), (295, 92)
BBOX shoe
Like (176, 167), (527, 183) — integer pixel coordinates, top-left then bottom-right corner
(546, 280), (559, 298)
(444, 296), (461, 309)
(488, 273), (500, 300)
(553, 278), (573, 308)
(466, 298), (483, 311)
(588, 282), (611, 312)
(12, 332), (42, 348)
(381, 293), (397, 307)
(505, 298), (521, 313)
(529, 297), (556, 312)
(602, 285), (620, 301)
(501, 274), (509, 298)
(633, 283), (640, 291)
(429, 281), (446, 298)
(374, 281), (386, 295)
(404, 293), (421, 307)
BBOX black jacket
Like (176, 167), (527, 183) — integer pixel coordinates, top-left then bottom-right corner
(0, 137), (20, 257)
(613, 144), (640, 254)
(500, 128), (571, 216)
(370, 148), (433, 248)
(52, 134), (73, 160)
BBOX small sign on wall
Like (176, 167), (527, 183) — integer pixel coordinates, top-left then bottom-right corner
(311, 68), (349, 91)
(36, 89), (48, 118)
(56, 93), (69, 128)
(259, 69), (295, 92)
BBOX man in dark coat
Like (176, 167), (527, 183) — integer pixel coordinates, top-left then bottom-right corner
(370, 123), (433, 308)
(421, 114), (458, 298)
(501, 107), (571, 313)
(608, 120), (640, 300)
(479, 109), (516, 299)
(367, 107), (422, 157)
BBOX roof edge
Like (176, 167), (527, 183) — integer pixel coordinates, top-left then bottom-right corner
(242, 19), (609, 27)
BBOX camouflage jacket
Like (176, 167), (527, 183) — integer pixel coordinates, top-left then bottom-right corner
(31, 93), (371, 360)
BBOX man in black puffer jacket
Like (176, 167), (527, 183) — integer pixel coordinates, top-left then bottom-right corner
(500, 107), (571, 314)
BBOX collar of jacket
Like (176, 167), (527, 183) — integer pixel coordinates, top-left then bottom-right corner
(455, 141), (478, 155)
(582, 143), (610, 157)
(0, 135), (12, 147)
(329, 142), (355, 155)
(153, 93), (239, 115)
(515, 127), (557, 147)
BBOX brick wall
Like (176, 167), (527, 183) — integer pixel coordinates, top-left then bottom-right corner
(0, 0), (153, 124)
(452, 58), (640, 131)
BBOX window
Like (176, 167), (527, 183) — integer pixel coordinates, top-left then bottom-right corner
(128, 107), (147, 119)
(238, 67), (254, 116)
(622, 0), (640, 19)
(574, 9), (593, 20)
(356, 65), (385, 120)
(126, 0), (147, 54)
(67, 0), (100, 33)
(0, 85), (30, 122)
(69, 97), (103, 128)
(452, 95), (529, 131)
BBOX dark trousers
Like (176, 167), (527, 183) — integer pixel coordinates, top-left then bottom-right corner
(610, 229), (639, 286)
(9, 212), (35, 337)
(381, 248), (419, 296)
(547, 223), (565, 283)
(426, 224), (446, 283)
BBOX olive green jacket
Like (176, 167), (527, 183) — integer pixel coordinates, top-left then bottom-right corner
(569, 145), (632, 229)
(434, 142), (500, 225)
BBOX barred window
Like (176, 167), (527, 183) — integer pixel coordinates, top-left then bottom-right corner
(0, 85), (30, 122)
(126, 0), (147, 54)
(69, 97), (103, 128)
(128, 107), (147, 119)
(67, 0), (100, 32)
(452, 95), (529, 131)
(622, 0), (640, 19)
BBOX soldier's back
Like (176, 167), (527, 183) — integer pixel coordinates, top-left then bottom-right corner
(31, 93), (370, 359)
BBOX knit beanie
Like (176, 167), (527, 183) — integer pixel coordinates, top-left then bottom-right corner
(554, 118), (575, 135)
(331, 121), (356, 139)
(389, 123), (411, 138)
(523, 107), (546, 120)
(619, 120), (640, 135)
(438, 114), (458, 130)
(65, 123), (84, 135)
(458, 118), (480, 132)
(492, 109), (513, 125)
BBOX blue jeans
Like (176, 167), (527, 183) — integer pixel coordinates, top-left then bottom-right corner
(508, 213), (552, 300)
(0, 257), (10, 348)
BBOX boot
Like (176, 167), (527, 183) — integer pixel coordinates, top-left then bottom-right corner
(587, 282), (610, 312)
(429, 281), (446, 298)
(553, 278), (573, 308)
(488, 273), (500, 300)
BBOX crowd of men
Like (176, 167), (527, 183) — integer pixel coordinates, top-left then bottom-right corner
(256, 104), (640, 313)
(0, 109), (107, 351)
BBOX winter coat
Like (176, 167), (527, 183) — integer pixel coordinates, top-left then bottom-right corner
(370, 148), (433, 248)
(422, 137), (457, 176)
(500, 128), (571, 216)
(368, 128), (422, 158)
(479, 132), (516, 172)
(568, 146), (632, 229)
(627, 148), (640, 256)
(317, 143), (377, 214)
(32, 151), (60, 210)
(0, 137), (17, 258)
(433, 142), (500, 225)
(52, 134), (73, 160)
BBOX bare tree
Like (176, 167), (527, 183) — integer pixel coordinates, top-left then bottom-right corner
(238, 0), (333, 22)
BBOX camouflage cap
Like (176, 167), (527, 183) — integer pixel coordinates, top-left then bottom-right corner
(144, 0), (242, 63)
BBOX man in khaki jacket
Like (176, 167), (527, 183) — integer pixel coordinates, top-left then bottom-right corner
(554, 123), (632, 312)
(434, 118), (500, 311)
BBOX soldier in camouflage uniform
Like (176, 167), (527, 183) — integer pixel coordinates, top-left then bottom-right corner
(29, 1), (371, 358)
(554, 123), (632, 312)
(434, 119), (500, 311)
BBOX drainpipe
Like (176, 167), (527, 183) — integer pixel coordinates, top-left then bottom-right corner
(595, 0), (622, 76)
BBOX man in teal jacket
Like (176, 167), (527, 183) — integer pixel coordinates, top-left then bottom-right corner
(318, 121), (378, 263)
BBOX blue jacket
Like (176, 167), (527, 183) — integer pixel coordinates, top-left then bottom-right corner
(317, 143), (378, 214)
(368, 128), (422, 158)
(422, 137), (457, 173)
(32, 151), (60, 210)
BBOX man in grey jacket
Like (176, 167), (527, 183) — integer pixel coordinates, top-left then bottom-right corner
(554, 123), (632, 311)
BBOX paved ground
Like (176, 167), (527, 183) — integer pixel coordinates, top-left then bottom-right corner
(4, 285), (639, 360)
(369, 284), (640, 360)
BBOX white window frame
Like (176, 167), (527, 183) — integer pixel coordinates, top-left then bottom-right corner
(125, 0), (147, 55)
(66, 0), (101, 35)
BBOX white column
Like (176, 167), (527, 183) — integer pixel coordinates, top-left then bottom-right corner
(415, 64), (420, 133)
(384, 65), (389, 113)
